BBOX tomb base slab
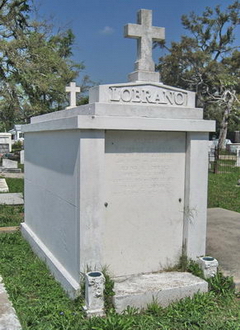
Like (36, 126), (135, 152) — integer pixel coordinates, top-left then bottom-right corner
(113, 272), (208, 313)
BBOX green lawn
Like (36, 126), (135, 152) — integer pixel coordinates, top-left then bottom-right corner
(0, 178), (24, 227)
(208, 172), (240, 212)
(1, 176), (240, 329)
(5, 177), (24, 193)
(0, 232), (240, 330)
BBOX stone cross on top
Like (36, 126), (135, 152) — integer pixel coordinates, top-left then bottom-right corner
(124, 9), (165, 83)
(65, 82), (81, 109)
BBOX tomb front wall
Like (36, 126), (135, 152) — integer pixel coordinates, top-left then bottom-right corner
(22, 81), (215, 297)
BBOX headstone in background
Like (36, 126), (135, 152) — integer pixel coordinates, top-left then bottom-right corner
(0, 178), (9, 193)
(65, 82), (81, 109)
(0, 133), (11, 153)
(236, 147), (240, 167)
(2, 159), (18, 169)
(20, 150), (24, 165)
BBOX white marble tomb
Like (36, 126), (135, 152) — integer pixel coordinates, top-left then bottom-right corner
(22, 9), (215, 298)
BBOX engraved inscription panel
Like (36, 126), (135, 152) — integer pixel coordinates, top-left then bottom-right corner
(103, 131), (186, 276)
(110, 153), (175, 195)
(109, 85), (188, 106)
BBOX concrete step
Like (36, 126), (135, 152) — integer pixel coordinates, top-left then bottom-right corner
(113, 272), (208, 313)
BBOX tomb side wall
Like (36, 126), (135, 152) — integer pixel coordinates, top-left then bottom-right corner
(23, 130), (81, 283)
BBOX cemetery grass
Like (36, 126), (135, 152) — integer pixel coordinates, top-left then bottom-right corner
(0, 178), (24, 227)
(208, 171), (240, 212)
(1, 232), (240, 329)
(1, 177), (240, 329)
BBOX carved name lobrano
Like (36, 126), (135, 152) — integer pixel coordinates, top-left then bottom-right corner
(109, 86), (188, 106)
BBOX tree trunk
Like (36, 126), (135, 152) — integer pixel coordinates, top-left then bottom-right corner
(218, 112), (228, 150)
(218, 101), (232, 150)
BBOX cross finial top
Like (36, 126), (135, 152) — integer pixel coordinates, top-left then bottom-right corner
(65, 82), (81, 109)
(124, 9), (165, 82)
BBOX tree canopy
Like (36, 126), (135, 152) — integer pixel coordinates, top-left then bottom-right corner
(0, 0), (83, 130)
(157, 1), (240, 149)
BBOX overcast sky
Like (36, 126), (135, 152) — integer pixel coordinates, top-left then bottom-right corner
(34, 0), (239, 85)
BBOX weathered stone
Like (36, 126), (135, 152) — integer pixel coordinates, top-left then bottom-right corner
(197, 256), (218, 279)
(84, 272), (105, 317)
(0, 193), (24, 205)
(235, 147), (240, 167)
(124, 9), (165, 82)
(0, 133), (11, 154)
(0, 179), (9, 193)
(20, 150), (24, 165)
(2, 159), (18, 169)
(113, 272), (208, 313)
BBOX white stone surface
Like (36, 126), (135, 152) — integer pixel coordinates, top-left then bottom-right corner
(0, 193), (23, 205)
(102, 130), (185, 274)
(21, 223), (80, 298)
(0, 133), (11, 153)
(65, 82), (80, 109)
(22, 15), (215, 297)
(2, 159), (18, 169)
(113, 272), (208, 313)
(197, 256), (219, 279)
(8, 125), (23, 142)
(29, 103), (202, 124)
(0, 276), (22, 330)
(20, 150), (24, 165)
(183, 133), (210, 259)
(0, 179), (9, 193)
(235, 147), (240, 167)
(23, 92), (214, 296)
(85, 272), (105, 317)
(24, 116), (214, 134)
(24, 130), (82, 286)
(124, 9), (164, 82)
(89, 82), (196, 107)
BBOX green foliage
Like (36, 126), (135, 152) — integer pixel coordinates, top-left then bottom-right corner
(157, 1), (240, 149)
(187, 260), (204, 279)
(5, 177), (24, 193)
(11, 140), (23, 151)
(208, 172), (240, 212)
(0, 0), (88, 129)
(1, 176), (240, 328)
(0, 178), (24, 226)
(1, 232), (240, 329)
(208, 271), (235, 296)
(101, 267), (115, 312)
(0, 232), (85, 329)
(0, 204), (23, 226)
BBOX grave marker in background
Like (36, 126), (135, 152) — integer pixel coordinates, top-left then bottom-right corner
(2, 159), (18, 169)
(65, 82), (80, 109)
